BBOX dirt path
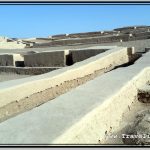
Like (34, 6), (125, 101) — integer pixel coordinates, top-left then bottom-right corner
(0, 72), (31, 82)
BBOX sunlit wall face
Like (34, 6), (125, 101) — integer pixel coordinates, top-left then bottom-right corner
(0, 4), (149, 38)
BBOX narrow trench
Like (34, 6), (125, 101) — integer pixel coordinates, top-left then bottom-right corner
(114, 53), (142, 69)
(113, 50), (150, 70)
(0, 50), (146, 123)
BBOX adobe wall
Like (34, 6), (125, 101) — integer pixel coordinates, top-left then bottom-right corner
(33, 34), (130, 47)
(32, 26), (150, 48)
(24, 50), (68, 67)
(71, 49), (107, 63)
(52, 34), (68, 40)
(0, 54), (24, 66)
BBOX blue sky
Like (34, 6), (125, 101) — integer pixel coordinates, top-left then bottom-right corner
(0, 5), (150, 38)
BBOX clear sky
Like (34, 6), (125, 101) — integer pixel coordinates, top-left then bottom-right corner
(0, 5), (150, 38)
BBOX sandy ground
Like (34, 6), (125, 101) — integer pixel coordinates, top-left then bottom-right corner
(104, 99), (150, 145)
(0, 72), (31, 82)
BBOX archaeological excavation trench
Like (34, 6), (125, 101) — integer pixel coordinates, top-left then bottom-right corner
(0, 46), (133, 122)
(0, 26), (150, 145)
(0, 45), (149, 145)
(0, 46), (149, 144)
